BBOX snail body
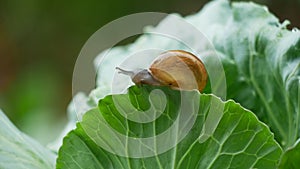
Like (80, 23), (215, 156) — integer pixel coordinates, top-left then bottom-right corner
(117, 50), (207, 91)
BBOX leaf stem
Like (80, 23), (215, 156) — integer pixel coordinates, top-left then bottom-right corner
(249, 52), (287, 143)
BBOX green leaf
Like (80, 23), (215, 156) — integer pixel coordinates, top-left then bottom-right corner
(57, 86), (282, 169)
(190, 0), (300, 148)
(279, 139), (300, 169)
(92, 0), (300, 149)
(0, 109), (56, 169)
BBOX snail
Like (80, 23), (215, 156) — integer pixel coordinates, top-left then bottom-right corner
(116, 50), (207, 91)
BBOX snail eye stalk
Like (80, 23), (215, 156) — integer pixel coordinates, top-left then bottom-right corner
(115, 50), (207, 91)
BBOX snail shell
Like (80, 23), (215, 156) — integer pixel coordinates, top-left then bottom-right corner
(117, 50), (207, 91)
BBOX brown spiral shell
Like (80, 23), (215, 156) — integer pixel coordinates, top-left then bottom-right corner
(117, 50), (207, 92)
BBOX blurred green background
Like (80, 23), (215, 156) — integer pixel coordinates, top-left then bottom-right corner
(0, 0), (299, 145)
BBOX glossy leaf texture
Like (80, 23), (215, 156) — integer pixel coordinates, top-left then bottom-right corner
(0, 109), (56, 169)
(188, 0), (300, 148)
(56, 86), (282, 169)
(279, 139), (300, 169)
(90, 0), (300, 149)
